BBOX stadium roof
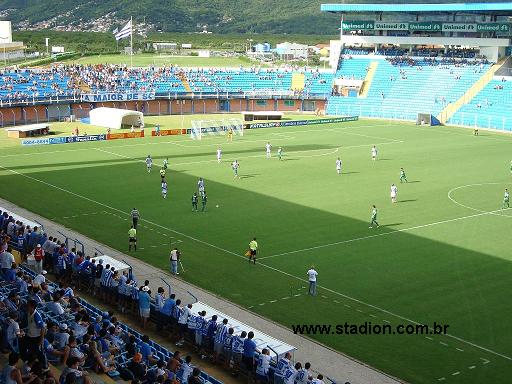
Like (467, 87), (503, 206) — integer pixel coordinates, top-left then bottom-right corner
(321, 3), (512, 13)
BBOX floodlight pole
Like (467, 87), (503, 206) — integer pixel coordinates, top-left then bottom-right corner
(130, 16), (133, 68)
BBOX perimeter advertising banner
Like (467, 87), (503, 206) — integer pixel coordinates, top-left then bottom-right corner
(22, 134), (106, 146)
(151, 129), (184, 136)
(342, 20), (510, 33)
(81, 92), (156, 103)
(247, 116), (359, 129)
(106, 131), (145, 140)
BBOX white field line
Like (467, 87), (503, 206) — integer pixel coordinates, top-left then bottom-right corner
(0, 122), (398, 160)
(0, 162), (510, 362)
(258, 206), (511, 261)
(447, 183), (512, 218)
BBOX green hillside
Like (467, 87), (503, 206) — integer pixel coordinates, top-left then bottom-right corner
(2, 0), (508, 35)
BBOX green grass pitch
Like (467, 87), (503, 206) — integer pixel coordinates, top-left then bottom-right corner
(1, 118), (511, 383)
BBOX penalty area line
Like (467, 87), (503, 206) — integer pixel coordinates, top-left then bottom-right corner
(0, 162), (509, 363)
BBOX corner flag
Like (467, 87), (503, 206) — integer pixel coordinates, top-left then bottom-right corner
(115, 20), (132, 41)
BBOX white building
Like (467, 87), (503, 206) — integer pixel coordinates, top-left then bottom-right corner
(275, 42), (309, 59)
(0, 21), (26, 62)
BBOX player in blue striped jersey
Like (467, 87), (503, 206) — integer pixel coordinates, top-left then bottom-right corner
(255, 348), (271, 383)
(295, 362), (311, 384)
(275, 352), (292, 384)
(284, 362), (302, 384)
(56, 253), (67, 280)
(223, 328), (235, 369)
(214, 318), (229, 364)
(231, 331), (247, 376)
(195, 310), (206, 352)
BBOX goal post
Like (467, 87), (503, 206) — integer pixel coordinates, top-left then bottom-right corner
(190, 118), (244, 140)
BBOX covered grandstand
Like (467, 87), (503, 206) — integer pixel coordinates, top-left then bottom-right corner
(320, 2), (512, 130)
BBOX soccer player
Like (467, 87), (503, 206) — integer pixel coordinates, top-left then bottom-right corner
(369, 205), (379, 228)
(163, 157), (169, 170)
(232, 160), (239, 178)
(400, 168), (408, 183)
(128, 225), (137, 252)
(265, 142), (272, 159)
(160, 167), (166, 181)
(249, 237), (258, 264)
(278, 147), (283, 161)
(192, 193), (198, 212)
(255, 348), (271, 383)
(197, 178), (205, 197)
(284, 363), (302, 384)
(371, 145), (378, 161)
(130, 208), (140, 229)
(510, 160), (512, 174)
(336, 157), (342, 175)
(145, 155), (152, 173)
(390, 183), (398, 203)
(217, 148), (222, 163)
(227, 127), (233, 142)
(503, 188), (510, 209)
(201, 192), (208, 212)
(161, 180), (168, 199)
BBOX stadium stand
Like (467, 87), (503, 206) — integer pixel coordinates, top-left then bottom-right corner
(327, 56), (491, 121)
(0, 66), (334, 105)
(0, 209), (319, 384)
(449, 78), (512, 131)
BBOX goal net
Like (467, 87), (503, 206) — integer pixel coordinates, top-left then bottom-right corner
(190, 118), (244, 140)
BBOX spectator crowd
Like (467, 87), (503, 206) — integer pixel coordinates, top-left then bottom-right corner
(0, 209), (330, 384)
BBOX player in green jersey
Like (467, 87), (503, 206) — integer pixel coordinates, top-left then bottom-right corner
(369, 205), (379, 228)
(201, 192), (208, 212)
(400, 167), (408, 183)
(192, 192), (198, 212)
(163, 158), (169, 170)
(277, 147), (283, 161)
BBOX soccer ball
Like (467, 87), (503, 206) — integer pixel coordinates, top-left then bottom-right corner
(216, 204), (219, 208)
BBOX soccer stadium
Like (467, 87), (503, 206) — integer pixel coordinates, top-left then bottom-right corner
(0, 2), (511, 384)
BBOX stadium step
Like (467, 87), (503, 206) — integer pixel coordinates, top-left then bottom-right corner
(178, 73), (193, 93)
(358, 61), (379, 98)
(291, 73), (305, 91)
(437, 57), (507, 124)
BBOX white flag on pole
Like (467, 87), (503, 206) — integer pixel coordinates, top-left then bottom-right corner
(115, 20), (132, 41)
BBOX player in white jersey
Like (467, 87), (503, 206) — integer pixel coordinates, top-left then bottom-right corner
(390, 183), (398, 203)
(265, 142), (272, 159)
(336, 157), (342, 175)
(216, 148), (222, 163)
(161, 181), (168, 199)
(145, 155), (153, 172)
(371, 145), (378, 161)
(197, 178), (205, 197)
